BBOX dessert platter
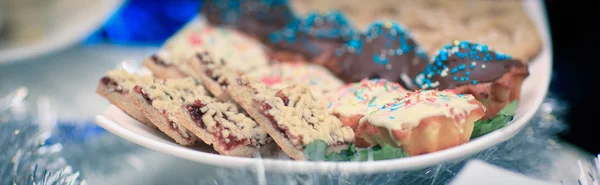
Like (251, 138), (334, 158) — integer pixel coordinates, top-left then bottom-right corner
(94, 0), (551, 173)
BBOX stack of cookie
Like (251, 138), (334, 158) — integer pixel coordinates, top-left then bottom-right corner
(96, 0), (533, 160)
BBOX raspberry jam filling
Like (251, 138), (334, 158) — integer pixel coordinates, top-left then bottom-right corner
(186, 100), (251, 149)
(258, 94), (305, 148)
(151, 55), (171, 66)
(187, 100), (208, 129)
(215, 126), (248, 150)
(133, 86), (153, 104)
(101, 77), (125, 93)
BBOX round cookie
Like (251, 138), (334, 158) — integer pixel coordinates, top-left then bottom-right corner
(288, 0), (542, 62)
(335, 21), (429, 89)
(269, 11), (356, 65)
(326, 78), (409, 147)
(202, 0), (297, 42)
(414, 40), (525, 90)
(244, 62), (344, 99)
(414, 40), (529, 119)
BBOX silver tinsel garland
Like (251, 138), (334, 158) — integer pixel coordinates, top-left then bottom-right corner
(0, 92), (577, 185)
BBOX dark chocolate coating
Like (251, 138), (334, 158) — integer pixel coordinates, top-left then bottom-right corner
(414, 40), (526, 90)
(268, 11), (356, 60)
(335, 21), (429, 89)
(202, 0), (296, 41)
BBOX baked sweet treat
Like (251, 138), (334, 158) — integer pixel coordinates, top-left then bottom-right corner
(174, 92), (277, 157)
(227, 76), (355, 160)
(130, 77), (208, 145)
(244, 61), (344, 99)
(335, 21), (429, 89)
(268, 11), (356, 67)
(288, 0), (542, 62)
(144, 21), (269, 79)
(96, 69), (157, 128)
(202, 0), (296, 42)
(356, 90), (485, 156)
(326, 78), (408, 147)
(142, 20), (205, 79)
(186, 51), (239, 101)
(414, 40), (529, 119)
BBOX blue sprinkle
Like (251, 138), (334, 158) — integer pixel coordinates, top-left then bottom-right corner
(451, 68), (458, 74)
(465, 77), (469, 80)
(460, 77), (464, 81)
(373, 54), (388, 65)
(470, 64), (475, 69)
(472, 80), (478, 85)
(458, 64), (466, 69)
(465, 71), (470, 76)
(481, 45), (488, 52)
(453, 76), (458, 81)
(389, 116), (395, 120)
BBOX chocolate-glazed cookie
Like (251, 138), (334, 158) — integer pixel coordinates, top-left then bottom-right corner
(414, 40), (527, 90)
(269, 11), (356, 64)
(414, 40), (529, 119)
(335, 21), (429, 89)
(202, 0), (296, 42)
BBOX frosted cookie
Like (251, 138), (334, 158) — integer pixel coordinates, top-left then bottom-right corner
(326, 78), (409, 147)
(288, 0), (542, 62)
(96, 69), (157, 128)
(268, 11), (356, 67)
(414, 41), (529, 119)
(144, 22), (269, 79)
(227, 76), (355, 160)
(335, 21), (429, 89)
(357, 90), (485, 156)
(202, 0), (296, 42)
(244, 62), (344, 99)
(130, 77), (207, 145)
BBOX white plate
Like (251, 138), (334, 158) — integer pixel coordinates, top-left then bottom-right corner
(94, 0), (552, 174)
(0, 0), (124, 64)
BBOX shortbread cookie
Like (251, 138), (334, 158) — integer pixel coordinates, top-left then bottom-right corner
(96, 69), (157, 128)
(202, 0), (296, 42)
(244, 62), (344, 99)
(289, 0), (542, 62)
(130, 77), (207, 145)
(414, 41), (528, 119)
(144, 21), (269, 79)
(227, 76), (355, 160)
(326, 78), (408, 147)
(174, 92), (277, 157)
(268, 11), (356, 67)
(357, 90), (485, 156)
(335, 21), (429, 89)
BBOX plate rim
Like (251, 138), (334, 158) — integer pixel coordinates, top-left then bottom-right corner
(94, 0), (552, 174)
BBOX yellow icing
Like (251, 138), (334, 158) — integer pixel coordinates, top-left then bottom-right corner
(361, 90), (481, 132)
(327, 79), (408, 117)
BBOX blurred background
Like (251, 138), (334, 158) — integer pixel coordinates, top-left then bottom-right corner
(0, 0), (598, 184)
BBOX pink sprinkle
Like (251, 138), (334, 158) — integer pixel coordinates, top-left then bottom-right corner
(189, 34), (203, 45)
